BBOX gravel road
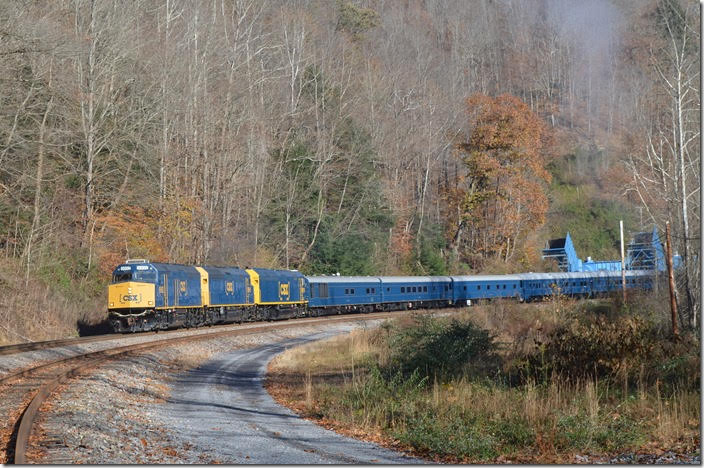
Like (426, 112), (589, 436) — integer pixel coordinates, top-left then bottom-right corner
(158, 328), (421, 464)
(27, 320), (421, 463)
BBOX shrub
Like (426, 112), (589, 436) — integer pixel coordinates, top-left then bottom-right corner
(526, 314), (658, 383)
(385, 314), (501, 381)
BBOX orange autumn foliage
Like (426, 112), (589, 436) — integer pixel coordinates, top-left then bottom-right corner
(444, 93), (554, 268)
(95, 206), (169, 276)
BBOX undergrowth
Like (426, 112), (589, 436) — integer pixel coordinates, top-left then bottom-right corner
(271, 301), (700, 462)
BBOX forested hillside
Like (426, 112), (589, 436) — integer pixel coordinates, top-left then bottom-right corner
(0, 0), (699, 342)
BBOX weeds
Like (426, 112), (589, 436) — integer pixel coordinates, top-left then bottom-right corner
(269, 303), (700, 462)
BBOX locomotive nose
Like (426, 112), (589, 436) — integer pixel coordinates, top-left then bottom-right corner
(108, 281), (156, 310)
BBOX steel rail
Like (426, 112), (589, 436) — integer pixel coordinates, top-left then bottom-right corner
(0, 331), (168, 356)
(10, 311), (403, 463)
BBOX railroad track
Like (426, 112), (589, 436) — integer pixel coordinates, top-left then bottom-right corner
(0, 311), (408, 464)
(0, 329), (183, 356)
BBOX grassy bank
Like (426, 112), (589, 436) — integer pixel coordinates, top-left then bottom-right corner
(0, 257), (105, 345)
(267, 301), (700, 463)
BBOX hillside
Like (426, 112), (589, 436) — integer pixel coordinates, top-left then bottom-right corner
(0, 0), (699, 343)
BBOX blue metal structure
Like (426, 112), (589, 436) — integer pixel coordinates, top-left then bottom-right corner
(627, 227), (666, 271)
(541, 233), (582, 272)
(543, 227), (676, 273)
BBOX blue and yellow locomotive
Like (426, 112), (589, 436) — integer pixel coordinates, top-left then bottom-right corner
(108, 260), (308, 332)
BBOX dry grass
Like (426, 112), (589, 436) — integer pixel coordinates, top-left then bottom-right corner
(0, 258), (98, 345)
(271, 324), (386, 375)
(267, 306), (701, 462)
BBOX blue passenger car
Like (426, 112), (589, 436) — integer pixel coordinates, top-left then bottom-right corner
(378, 276), (453, 306)
(451, 275), (523, 303)
(307, 276), (382, 311)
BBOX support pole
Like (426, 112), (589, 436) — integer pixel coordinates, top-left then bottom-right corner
(654, 243), (659, 297)
(665, 221), (678, 337)
(620, 220), (626, 303)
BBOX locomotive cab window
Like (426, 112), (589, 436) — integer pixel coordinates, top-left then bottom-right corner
(112, 271), (132, 283)
(111, 269), (155, 283)
(401, 287), (405, 293)
(134, 270), (156, 282)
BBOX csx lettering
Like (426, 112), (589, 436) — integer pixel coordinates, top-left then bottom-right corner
(122, 294), (139, 302)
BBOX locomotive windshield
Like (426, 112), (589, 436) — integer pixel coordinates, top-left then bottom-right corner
(111, 266), (156, 284)
(111, 271), (132, 283)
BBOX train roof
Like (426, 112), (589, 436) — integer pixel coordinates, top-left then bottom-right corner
(113, 261), (198, 273)
(306, 276), (381, 283)
(378, 276), (452, 283)
(518, 270), (653, 279)
(451, 275), (523, 282)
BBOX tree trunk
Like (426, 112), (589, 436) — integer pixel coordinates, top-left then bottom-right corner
(24, 97), (53, 285)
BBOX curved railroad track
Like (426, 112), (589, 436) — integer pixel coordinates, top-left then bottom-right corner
(0, 333), (155, 357)
(0, 311), (407, 464)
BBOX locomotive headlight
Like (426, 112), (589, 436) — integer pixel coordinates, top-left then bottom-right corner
(148, 301), (153, 305)
(109, 302), (114, 307)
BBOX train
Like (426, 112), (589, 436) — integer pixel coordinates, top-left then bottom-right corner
(107, 259), (655, 333)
